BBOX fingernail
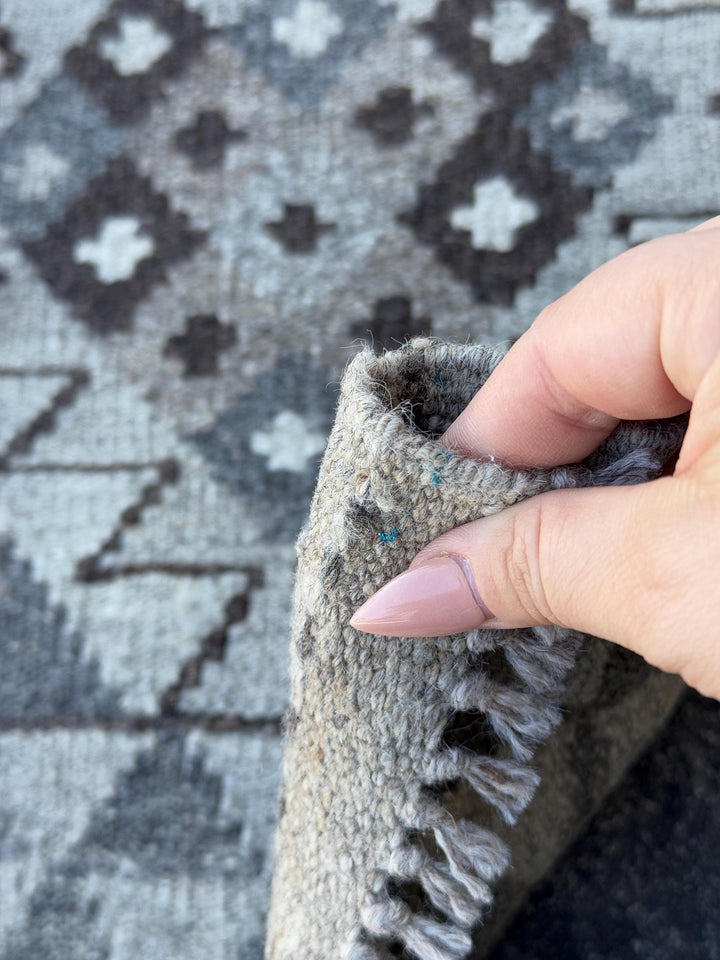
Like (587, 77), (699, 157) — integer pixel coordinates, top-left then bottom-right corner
(349, 555), (495, 638)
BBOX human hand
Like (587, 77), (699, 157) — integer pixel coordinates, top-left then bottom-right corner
(350, 218), (720, 700)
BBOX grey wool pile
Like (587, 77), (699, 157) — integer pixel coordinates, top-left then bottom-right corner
(266, 338), (688, 960)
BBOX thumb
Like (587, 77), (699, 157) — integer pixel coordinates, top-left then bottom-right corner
(350, 475), (720, 695)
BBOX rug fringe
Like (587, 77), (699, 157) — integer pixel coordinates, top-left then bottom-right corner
(345, 625), (577, 960)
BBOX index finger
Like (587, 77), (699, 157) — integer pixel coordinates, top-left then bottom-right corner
(442, 223), (720, 469)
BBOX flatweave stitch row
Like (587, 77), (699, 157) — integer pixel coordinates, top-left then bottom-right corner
(265, 338), (687, 960)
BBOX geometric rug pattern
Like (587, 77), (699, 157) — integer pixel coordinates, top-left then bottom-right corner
(1, 0), (719, 957)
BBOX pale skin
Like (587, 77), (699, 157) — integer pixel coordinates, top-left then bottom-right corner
(351, 217), (720, 701)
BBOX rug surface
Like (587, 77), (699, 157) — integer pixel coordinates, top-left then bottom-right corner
(0, 0), (718, 958)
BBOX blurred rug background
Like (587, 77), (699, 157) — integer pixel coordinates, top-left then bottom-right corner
(0, 0), (718, 957)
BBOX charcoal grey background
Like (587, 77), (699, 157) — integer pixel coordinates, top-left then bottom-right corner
(0, 0), (717, 957)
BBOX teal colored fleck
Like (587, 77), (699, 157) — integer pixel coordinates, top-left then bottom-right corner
(378, 528), (399, 543)
(431, 470), (442, 486)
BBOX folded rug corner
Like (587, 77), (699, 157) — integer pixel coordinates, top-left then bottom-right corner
(265, 338), (687, 960)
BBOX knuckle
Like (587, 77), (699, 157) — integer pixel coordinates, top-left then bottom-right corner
(528, 314), (617, 434)
(534, 299), (561, 329)
(498, 500), (556, 624)
(628, 479), (720, 689)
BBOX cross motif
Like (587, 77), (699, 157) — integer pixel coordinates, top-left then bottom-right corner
(99, 15), (172, 76)
(355, 86), (434, 146)
(271, 0), (343, 59)
(250, 410), (327, 473)
(450, 176), (538, 252)
(550, 84), (631, 142)
(470, 0), (552, 65)
(175, 110), (248, 170)
(3, 143), (71, 202)
(73, 215), (155, 284)
(265, 204), (335, 253)
(163, 314), (237, 376)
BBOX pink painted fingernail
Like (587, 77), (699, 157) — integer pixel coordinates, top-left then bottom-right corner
(349, 555), (495, 638)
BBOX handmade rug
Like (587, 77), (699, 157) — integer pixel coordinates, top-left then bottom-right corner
(0, 1), (718, 959)
(265, 338), (691, 960)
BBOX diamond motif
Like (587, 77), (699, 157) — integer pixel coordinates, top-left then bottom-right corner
(399, 107), (593, 305)
(189, 354), (339, 541)
(0, 75), (126, 243)
(421, 0), (589, 106)
(23, 157), (206, 334)
(223, 0), (393, 106)
(516, 42), (673, 188)
(65, 0), (207, 123)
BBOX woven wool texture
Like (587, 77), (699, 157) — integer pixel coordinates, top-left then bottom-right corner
(266, 338), (688, 960)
